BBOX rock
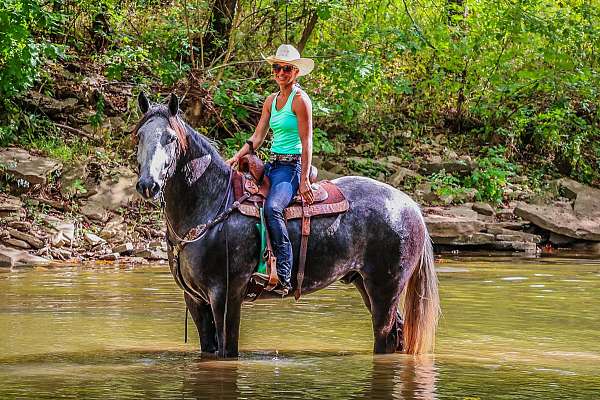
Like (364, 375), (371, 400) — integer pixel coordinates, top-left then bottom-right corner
(496, 232), (541, 243)
(453, 188), (478, 203)
(38, 198), (66, 211)
(387, 167), (420, 187)
(44, 218), (76, 248)
(120, 256), (149, 264)
(100, 216), (126, 240)
(6, 227), (44, 249)
(574, 187), (600, 219)
(134, 248), (168, 260)
(3, 238), (31, 249)
(416, 182), (432, 194)
(7, 221), (31, 231)
(492, 241), (538, 253)
(0, 147), (62, 186)
(433, 232), (496, 245)
(495, 208), (516, 221)
(81, 166), (138, 214)
(353, 143), (373, 154)
(148, 240), (165, 250)
(486, 221), (529, 232)
(425, 205), (479, 220)
(99, 253), (119, 261)
(0, 244), (50, 268)
(424, 214), (486, 238)
(51, 232), (68, 248)
(553, 178), (587, 200)
(50, 248), (72, 260)
(429, 155), (442, 164)
(319, 169), (343, 181)
(22, 92), (79, 116)
(420, 159), (477, 176)
(0, 194), (22, 216)
(59, 160), (91, 198)
(514, 202), (600, 241)
(472, 202), (495, 216)
(381, 156), (405, 167)
(84, 232), (106, 246)
(79, 203), (109, 222)
(113, 242), (134, 255)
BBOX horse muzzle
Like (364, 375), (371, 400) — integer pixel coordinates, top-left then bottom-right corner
(136, 177), (161, 199)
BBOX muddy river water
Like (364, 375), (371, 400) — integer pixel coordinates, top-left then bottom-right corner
(1, 256), (599, 399)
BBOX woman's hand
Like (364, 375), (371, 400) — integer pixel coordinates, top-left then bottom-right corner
(225, 155), (239, 167)
(299, 176), (315, 204)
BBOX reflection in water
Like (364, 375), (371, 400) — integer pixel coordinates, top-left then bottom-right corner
(1, 258), (600, 399)
(183, 358), (241, 400)
(366, 356), (437, 400)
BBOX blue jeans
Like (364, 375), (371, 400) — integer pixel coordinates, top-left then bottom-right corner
(264, 160), (301, 286)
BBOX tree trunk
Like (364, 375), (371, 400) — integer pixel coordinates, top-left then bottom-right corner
(202, 0), (238, 63)
(91, 4), (111, 52)
(296, 10), (318, 53)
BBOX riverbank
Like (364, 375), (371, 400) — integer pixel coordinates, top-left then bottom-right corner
(1, 142), (600, 268)
(1, 62), (599, 267)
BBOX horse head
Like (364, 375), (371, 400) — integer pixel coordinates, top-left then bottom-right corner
(133, 92), (188, 200)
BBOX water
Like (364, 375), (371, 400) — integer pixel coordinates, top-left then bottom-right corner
(1, 257), (599, 399)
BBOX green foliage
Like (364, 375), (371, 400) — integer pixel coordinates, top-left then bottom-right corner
(313, 128), (335, 154)
(90, 95), (105, 128)
(0, 0), (65, 97)
(464, 146), (517, 204)
(347, 158), (390, 180)
(429, 169), (473, 203)
(222, 131), (250, 159)
(69, 179), (88, 197)
(213, 74), (264, 129)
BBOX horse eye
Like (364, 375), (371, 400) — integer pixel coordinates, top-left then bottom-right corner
(166, 135), (177, 144)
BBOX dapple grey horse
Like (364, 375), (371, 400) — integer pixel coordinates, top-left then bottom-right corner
(134, 92), (439, 357)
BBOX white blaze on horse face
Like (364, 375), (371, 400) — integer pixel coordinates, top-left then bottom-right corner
(137, 125), (172, 186)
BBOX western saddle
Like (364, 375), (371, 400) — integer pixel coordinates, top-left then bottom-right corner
(233, 154), (349, 301)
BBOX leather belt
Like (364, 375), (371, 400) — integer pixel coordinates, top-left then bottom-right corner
(270, 153), (301, 162)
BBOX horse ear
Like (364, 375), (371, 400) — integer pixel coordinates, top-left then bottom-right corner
(168, 93), (179, 116)
(138, 92), (150, 114)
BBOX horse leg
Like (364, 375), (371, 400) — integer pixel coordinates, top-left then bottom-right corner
(210, 290), (243, 358)
(363, 276), (403, 354)
(354, 274), (404, 352)
(184, 293), (218, 354)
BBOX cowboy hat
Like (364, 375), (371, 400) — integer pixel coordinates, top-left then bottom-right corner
(263, 44), (314, 77)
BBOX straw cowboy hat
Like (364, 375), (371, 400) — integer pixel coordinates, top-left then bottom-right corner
(263, 44), (314, 76)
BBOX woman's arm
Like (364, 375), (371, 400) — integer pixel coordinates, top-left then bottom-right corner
(225, 95), (274, 166)
(293, 91), (315, 204)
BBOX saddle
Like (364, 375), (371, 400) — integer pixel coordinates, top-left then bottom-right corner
(234, 154), (349, 301)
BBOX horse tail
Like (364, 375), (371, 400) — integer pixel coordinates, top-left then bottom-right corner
(402, 225), (440, 355)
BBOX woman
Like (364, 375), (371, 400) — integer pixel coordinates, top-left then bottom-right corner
(226, 44), (315, 294)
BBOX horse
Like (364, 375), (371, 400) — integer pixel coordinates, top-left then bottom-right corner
(133, 92), (440, 358)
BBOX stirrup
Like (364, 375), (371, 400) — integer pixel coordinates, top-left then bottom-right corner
(250, 272), (289, 295)
(250, 272), (269, 286)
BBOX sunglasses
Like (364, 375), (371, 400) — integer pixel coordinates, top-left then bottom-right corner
(272, 63), (296, 73)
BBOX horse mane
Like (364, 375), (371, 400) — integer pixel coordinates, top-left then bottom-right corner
(131, 105), (188, 153)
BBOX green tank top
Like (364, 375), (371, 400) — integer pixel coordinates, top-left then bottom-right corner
(270, 87), (302, 154)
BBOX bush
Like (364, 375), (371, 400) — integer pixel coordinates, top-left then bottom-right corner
(0, 0), (65, 97)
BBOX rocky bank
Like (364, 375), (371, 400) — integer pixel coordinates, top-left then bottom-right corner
(2, 144), (600, 268)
